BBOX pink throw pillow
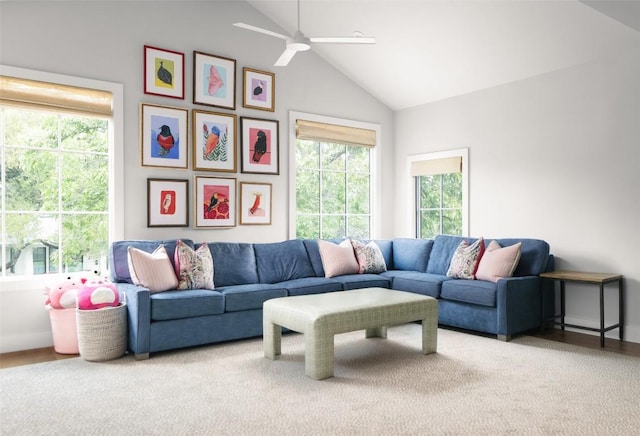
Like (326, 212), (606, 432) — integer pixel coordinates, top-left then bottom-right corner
(317, 239), (360, 278)
(475, 240), (522, 282)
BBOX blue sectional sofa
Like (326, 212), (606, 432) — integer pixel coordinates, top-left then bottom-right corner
(109, 235), (553, 359)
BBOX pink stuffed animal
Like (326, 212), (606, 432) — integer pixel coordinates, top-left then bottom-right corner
(44, 276), (87, 309)
(77, 278), (120, 310)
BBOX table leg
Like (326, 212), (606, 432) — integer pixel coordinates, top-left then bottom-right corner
(600, 283), (605, 347)
(305, 332), (334, 380)
(619, 278), (624, 341)
(560, 281), (566, 330)
(422, 316), (438, 355)
(263, 321), (281, 360)
(365, 326), (387, 338)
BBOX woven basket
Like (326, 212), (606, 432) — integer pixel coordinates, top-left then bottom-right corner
(76, 303), (127, 362)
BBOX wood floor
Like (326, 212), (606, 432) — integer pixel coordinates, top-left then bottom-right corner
(2, 328), (638, 369)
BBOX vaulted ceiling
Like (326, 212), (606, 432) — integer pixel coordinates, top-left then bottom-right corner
(245, 0), (640, 110)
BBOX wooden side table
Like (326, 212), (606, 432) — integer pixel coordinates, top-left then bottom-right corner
(539, 270), (624, 347)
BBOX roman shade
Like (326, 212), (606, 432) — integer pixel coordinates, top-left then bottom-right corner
(0, 75), (113, 116)
(410, 156), (462, 177)
(296, 119), (376, 148)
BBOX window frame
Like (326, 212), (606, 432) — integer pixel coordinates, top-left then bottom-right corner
(288, 111), (381, 239)
(407, 148), (469, 238)
(0, 65), (124, 290)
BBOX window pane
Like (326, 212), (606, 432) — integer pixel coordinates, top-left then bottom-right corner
(320, 143), (346, 171)
(347, 146), (370, 172)
(442, 209), (462, 235)
(61, 153), (108, 211)
(347, 215), (370, 240)
(32, 247), (46, 274)
(419, 176), (441, 209)
(3, 108), (58, 149)
(296, 215), (320, 239)
(322, 172), (346, 214)
(61, 213), (108, 270)
(60, 116), (108, 152)
(296, 169), (319, 214)
(321, 215), (345, 239)
(347, 173), (370, 214)
(296, 140), (319, 169)
(4, 147), (58, 211)
(419, 210), (441, 239)
(442, 173), (462, 209)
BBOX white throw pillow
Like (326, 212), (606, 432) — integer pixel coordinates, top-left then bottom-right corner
(317, 239), (360, 278)
(127, 245), (179, 293)
(475, 240), (522, 282)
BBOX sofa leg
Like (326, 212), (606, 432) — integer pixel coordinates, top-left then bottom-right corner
(134, 353), (150, 360)
(497, 334), (512, 342)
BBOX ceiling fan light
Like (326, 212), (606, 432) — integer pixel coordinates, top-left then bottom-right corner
(288, 41), (311, 51)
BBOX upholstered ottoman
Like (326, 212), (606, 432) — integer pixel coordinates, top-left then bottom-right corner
(263, 287), (438, 380)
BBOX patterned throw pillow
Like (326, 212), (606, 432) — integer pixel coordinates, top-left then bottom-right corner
(351, 240), (387, 274)
(475, 240), (522, 282)
(446, 238), (485, 280)
(317, 239), (360, 278)
(174, 240), (215, 290)
(127, 245), (179, 293)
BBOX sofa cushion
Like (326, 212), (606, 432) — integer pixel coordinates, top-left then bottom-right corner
(254, 240), (316, 284)
(383, 270), (449, 298)
(475, 240), (521, 282)
(217, 284), (287, 312)
(302, 239), (325, 277)
(446, 237), (485, 280)
(392, 238), (433, 272)
(150, 289), (224, 321)
(372, 240), (393, 270)
(127, 245), (179, 293)
(351, 240), (387, 274)
(175, 240), (215, 290)
(427, 235), (471, 275)
(278, 277), (343, 296)
(331, 273), (392, 290)
(441, 279), (498, 307)
(317, 239), (360, 278)
(207, 242), (259, 287)
(110, 239), (193, 283)
(495, 238), (549, 276)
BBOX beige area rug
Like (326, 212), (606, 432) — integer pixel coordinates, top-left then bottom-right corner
(1, 324), (639, 435)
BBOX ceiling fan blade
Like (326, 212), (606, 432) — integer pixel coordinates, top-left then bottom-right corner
(233, 23), (289, 40)
(275, 49), (297, 67)
(309, 36), (376, 44)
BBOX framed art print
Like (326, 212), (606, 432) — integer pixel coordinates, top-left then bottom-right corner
(240, 117), (279, 174)
(194, 176), (236, 228)
(144, 45), (185, 99)
(147, 178), (189, 227)
(240, 182), (272, 225)
(192, 110), (237, 172)
(193, 51), (236, 109)
(140, 103), (189, 169)
(242, 67), (274, 111)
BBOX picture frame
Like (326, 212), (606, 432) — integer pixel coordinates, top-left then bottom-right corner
(242, 67), (275, 112)
(193, 51), (236, 110)
(239, 182), (272, 225)
(194, 176), (236, 228)
(140, 103), (189, 169)
(144, 45), (185, 99)
(147, 178), (189, 227)
(240, 117), (279, 175)
(192, 110), (237, 172)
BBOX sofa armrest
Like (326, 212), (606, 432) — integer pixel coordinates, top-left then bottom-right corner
(115, 283), (151, 357)
(496, 276), (541, 337)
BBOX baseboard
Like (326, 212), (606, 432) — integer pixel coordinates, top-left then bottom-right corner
(0, 331), (53, 354)
(561, 316), (639, 344)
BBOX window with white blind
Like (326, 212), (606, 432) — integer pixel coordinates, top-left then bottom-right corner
(0, 67), (123, 278)
(290, 112), (380, 240)
(409, 149), (468, 238)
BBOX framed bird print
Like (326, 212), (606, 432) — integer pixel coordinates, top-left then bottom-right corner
(193, 51), (236, 110)
(240, 182), (272, 225)
(140, 103), (189, 169)
(194, 176), (236, 228)
(147, 178), (189, 227)
(240, 117), (279, 175)
(242, 68), (275, 112)
(192, 110), (237, 172)
(144, 45), (185, 99)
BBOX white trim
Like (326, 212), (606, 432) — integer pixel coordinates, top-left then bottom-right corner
(406, 148), (469, 237)
(0, 65), (124, 283)
(288, 111), (382, 239)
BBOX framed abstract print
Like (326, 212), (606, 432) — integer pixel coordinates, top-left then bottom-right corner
(147, 178), (189, 227)
(239, 182), (272, 225)
(193, 51), (236, 110)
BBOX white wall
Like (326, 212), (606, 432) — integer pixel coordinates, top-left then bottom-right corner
(394, 49), (640, 343)
(0, 1), (394, 352)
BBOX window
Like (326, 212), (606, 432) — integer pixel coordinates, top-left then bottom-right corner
(290, 113), (379, 240)
(0, 68), (122, 278)
(409, 149), (468, 239)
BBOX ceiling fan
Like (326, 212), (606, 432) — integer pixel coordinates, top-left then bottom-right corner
(234, 0), (375, 66)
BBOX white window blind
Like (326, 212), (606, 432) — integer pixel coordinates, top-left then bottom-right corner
(410, 156), (462, 177)
(296, 119), (376, 148)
